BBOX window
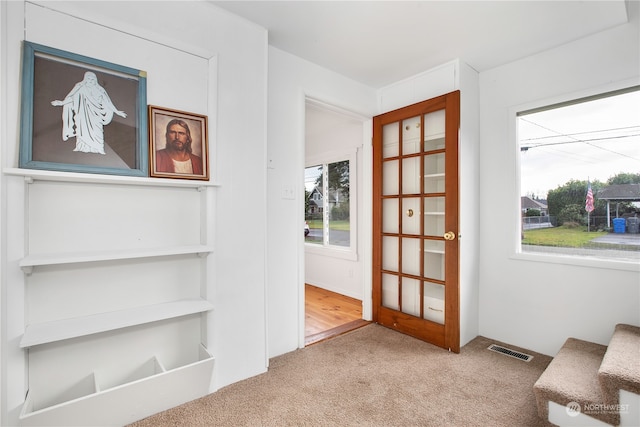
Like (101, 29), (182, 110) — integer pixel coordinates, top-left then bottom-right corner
(517, 86), (640, 263)
(305, 157), (354, 251)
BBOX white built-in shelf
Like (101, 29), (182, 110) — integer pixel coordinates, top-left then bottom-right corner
(20, 245), (214, 273)
(3, 168), (220, 189)
(20, 298), (214, 348)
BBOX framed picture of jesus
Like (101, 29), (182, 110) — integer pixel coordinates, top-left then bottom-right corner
(19, 41), (148, 176)
(148, 105), (209, 181)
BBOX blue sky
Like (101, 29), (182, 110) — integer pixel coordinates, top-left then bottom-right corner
(519, 89), (640, 198)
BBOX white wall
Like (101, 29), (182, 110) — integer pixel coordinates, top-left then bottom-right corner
(1, 1), (268, 424)
(457, 61), (481, 347)
(267, 47), (377, 357)
(0, 1), (5, 421)
(478, 1), (640, 356)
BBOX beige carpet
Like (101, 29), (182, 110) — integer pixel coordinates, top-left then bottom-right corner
(130, 324), (554, 427)
(533, 337), (610, 424)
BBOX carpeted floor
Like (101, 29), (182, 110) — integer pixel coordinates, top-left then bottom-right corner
(129, 324), (554, 426)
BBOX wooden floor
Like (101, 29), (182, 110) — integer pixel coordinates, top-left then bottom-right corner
(305, 284), (369, 346)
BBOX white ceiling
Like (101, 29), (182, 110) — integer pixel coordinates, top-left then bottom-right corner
(212, 1), (629, 88)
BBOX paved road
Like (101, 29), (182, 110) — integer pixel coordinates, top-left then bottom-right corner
(590, 233), (640, 246)
(305, 229), (350, 246)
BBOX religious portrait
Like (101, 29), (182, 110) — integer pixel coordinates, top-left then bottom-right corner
(19, 42), (148, 176)
(149, 106), (209, 181)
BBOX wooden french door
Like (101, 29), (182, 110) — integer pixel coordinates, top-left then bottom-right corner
(372, 91), (460, 353)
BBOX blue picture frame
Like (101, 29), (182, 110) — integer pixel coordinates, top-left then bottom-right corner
(19, 41), (148, 177)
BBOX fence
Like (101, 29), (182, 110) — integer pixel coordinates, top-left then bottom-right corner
(523, 215), (633, 231)
(522, 216), (556, 230)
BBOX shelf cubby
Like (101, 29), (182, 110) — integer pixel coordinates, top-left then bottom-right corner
(19, 344), (214, 427)
(9, 165), (217, 426)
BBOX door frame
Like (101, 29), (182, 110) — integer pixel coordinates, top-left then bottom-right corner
(300, 94), (373, 348)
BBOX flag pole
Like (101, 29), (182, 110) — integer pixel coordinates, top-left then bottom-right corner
(585, 178), (595, 232)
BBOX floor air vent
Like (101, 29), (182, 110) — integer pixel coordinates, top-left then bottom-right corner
(487, 344), (533, 362)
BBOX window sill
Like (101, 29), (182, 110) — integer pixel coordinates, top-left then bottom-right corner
(304, 243), (358, 261)
(511, 249), (640, 272)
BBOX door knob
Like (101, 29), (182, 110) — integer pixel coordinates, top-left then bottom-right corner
(406, 209), (414, 217)
(443, 231), (456, 241)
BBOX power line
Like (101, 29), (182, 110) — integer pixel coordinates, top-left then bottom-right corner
(521, 125), (640, 142)
(520, 133), (640, 157)
(519, 117), (640, 161)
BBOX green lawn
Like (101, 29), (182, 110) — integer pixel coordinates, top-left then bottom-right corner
(522, 226), (606, 248)
(306, 219), (350, 231)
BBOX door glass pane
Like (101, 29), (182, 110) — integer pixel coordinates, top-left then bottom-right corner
(402, 198), (420, 235)
(401, 277), (420, 317)
(401, 237), (421, 276)
(424, 239), (445, 281)
(402, 157), (420, 194)
(327, 160), (350, 247)
(383, 122), (399, 158)
(423, 282), (445, 324)
(382, 199), (398, 234)
(424, 109), (445, 151)
(424, 152), (445, 193)
(424, 197), (445, 237)
(382, 160), (399, 196)
(402, 116), (421, 155)
(382, 236), (398, 272)
(382, 273), (399, 310)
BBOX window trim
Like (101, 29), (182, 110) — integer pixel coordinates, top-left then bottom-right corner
(510, 82), (640, 272)
(305, 149), (358, 261)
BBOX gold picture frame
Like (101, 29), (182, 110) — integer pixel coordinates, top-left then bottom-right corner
(148, 105), (209, 180)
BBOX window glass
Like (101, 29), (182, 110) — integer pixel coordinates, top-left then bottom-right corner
(305, 160), (350, 248)
(518, 87), (640, 262)
(305, 165), (324, 245)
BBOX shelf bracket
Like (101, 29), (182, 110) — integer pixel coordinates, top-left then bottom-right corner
(197, 186), (206, 192)
(24, 176), (34, 185)
(21, 265), (34, 275)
